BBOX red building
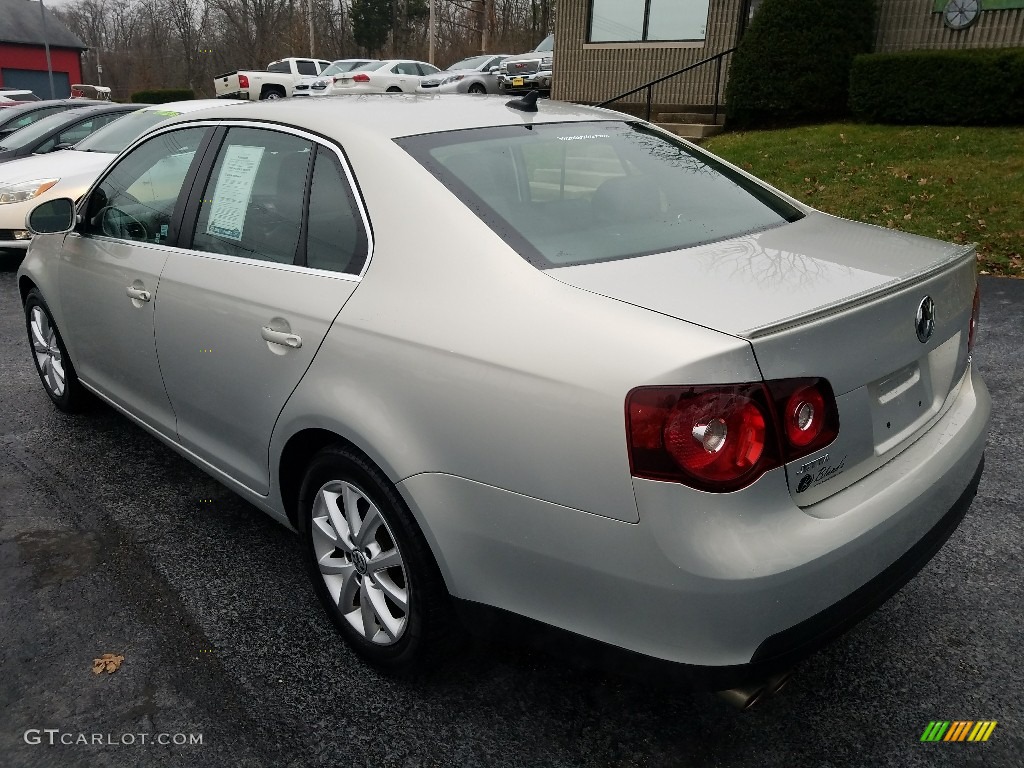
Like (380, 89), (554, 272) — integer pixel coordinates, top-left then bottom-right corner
(0, 0), (85, 99)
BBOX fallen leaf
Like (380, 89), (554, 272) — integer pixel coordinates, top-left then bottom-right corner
(92, 653), (125, 675)
(904, 213), (912, 220)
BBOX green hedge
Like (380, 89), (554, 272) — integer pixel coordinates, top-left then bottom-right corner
(725, 0), (876, 128)
(130, 89), (195, 104)
(849, 48), (1024, 125)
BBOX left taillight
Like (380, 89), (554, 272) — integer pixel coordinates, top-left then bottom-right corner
(626, 378), (839, 493)
(238, 74), (250, 89)
(968, 284), (981, 352)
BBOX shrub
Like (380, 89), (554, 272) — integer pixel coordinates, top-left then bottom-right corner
(726, 0), (876, 128)
(130, 89), (195, 104)
(849, 48), (1024, 125)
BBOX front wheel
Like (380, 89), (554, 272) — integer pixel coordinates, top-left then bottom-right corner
(386, 86), (402, 93)
(24, 289), (86, 412)
(468, 83), (486, 95)
(298, 446), (455, 671)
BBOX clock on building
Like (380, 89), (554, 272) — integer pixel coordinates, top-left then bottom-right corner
(943, 0), (981, 29)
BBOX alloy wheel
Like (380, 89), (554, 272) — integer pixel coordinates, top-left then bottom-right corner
(310, 480), (409, 645)
(30, 306), (66, 397)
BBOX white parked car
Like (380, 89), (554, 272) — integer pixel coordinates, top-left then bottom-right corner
(0, 100), (244, 250)
(417, 54), (512, 95)
(312, 60), (441, 95)
(294, 59), (378, 96)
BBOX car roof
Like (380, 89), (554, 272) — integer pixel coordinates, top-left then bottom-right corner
(158, 94), (620, 141)
(49, 102), (138, 117)
(139, 98), (247, 114)
(0, 98), (101, 116)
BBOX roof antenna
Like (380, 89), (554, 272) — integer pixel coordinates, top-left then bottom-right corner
(506, 90), (540, 112)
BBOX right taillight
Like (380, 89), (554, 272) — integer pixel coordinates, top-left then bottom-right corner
(353, 73), (370, 83)
(238, 74), (250, 89)
(968, 284), (981, 352)
(626, 378), (839, 493)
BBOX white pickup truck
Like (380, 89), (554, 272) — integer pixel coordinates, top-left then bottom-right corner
(214, 57), (333, 100)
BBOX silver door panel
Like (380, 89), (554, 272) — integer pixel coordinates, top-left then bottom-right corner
(155, 253), (357, 493)
(58, 233), (177, 436)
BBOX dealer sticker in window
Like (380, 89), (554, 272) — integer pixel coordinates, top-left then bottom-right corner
(206, 145), (264, 241)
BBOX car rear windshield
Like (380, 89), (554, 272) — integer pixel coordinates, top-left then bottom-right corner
(321, 60), (368, 77)
(74, 109), (178, 154)
(267, 61), (290, 73)
(397, 121), (803, 268)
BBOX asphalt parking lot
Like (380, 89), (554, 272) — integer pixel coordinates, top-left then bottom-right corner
(1, 247), (1021, 768)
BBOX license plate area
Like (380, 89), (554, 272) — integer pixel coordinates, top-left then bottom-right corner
(868, 359), (935, 455)
(512, 76), (524, 87)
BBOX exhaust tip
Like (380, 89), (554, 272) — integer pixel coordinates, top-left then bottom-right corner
(716, 684), (766, 711)
(716, 669), (795, 710)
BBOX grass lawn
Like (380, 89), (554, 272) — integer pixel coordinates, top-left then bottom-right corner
(703, 123), (1024, 277)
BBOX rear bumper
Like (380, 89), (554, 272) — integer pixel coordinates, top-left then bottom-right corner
(453, 456), (983, 689)
(399, 364), (989, 682)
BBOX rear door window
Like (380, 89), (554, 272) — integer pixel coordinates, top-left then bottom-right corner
(191, 127), (313, 265)
(296, 60), (318, 76)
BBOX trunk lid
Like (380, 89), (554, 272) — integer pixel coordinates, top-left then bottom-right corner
(548, 213), (978, 508)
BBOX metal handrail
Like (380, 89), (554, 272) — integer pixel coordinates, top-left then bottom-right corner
(596, 47), (737, 124)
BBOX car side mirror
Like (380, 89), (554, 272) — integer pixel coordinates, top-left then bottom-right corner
(488, 66), (500, 73)
(27, 197), (77, 235)
(54, 142), (74, 151)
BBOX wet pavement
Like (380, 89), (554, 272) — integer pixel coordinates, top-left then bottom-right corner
(1, 248), (1021, 767)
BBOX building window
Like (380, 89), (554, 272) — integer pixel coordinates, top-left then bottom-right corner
(588, 0), (710, 42)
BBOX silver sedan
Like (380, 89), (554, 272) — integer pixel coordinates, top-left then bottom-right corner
(417, 54), (511, 94)
(18, 96), (989, 702)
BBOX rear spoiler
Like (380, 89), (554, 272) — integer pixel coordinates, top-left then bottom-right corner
(743, 244), (976, 339)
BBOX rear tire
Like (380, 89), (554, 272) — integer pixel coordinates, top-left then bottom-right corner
(297, 445), (456, 672)
(24, 289), (86, 413)
(260, 86), (285, 100)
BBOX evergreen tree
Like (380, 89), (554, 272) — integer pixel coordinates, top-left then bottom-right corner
(726, 0), (877, 127)
(352, 0), (392, 56)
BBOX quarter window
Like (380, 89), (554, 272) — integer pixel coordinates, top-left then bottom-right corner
(191, 128), (313, 264)
(82, 127), (207, 244)
(588, 0), (710, 42)
(305, 147), (367, 275)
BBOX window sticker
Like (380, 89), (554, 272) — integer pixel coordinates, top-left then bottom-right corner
(206, 145), (265, 241)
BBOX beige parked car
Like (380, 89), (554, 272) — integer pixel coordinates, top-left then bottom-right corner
(18, 96), (988, 705)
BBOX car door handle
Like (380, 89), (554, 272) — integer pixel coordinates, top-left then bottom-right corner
(261, 327), (302, 349)
(125, 286), (151, 302)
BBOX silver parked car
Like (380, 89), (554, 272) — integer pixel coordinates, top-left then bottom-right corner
(18, 97), (988, 701)
(417, 54), (511, 95)
(498, 34), (553, 94)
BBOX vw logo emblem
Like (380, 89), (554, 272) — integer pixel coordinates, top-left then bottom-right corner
(916, 296), (936, 343)
(352, 551), (368, 575)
